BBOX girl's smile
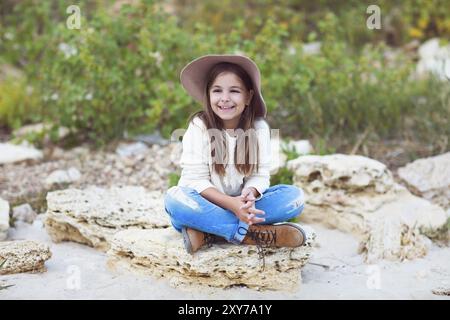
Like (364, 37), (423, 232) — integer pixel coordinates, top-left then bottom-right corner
(209, 72), (253, 129)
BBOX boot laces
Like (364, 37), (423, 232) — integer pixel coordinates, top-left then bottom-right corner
(247, 229), (277, 271)
(203, 232), (217, 248)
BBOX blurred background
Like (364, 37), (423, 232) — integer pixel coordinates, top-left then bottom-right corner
(0, 0), (449, 167)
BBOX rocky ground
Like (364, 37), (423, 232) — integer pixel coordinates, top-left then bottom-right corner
(0, 135), (449, 299)
(0, 141), (180, 212)
(1, 218), (449, 299)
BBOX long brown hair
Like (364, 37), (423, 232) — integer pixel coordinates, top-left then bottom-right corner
(187, 62), (262, 177)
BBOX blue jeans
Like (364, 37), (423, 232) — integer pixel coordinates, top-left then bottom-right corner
(164, 184), (305, 245)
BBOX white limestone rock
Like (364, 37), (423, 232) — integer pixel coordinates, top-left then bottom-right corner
(0, 198), (10, 240)
(398, 152), (450, 210)
(12, 203), (37, 224)
(44, 167), (82, 186)
(416, 38), (450, 81)
(287, 154), (448, 263)
(44, 186), (170, 251)
(0, 142), (43, 165)
(115, 142), (149, 158)
(107, 226), (316, 291)
(282, 139), (313, 156)
(0, 240), (52, 275)
(131, 132), (169, 146)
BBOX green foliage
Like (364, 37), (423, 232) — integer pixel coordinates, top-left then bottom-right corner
(400, 0), (450, 41)
(421, 216), (450, 244)
(168, 172), (181, 188)
(311, 137), (337, 156)
(171, 0), (450, 47)
(282, 145), (301, 161)
(0, 1), (93, 78)
(270, 167), (294, 186)
(0, 0), (448, 151)
(0, 77), (41, 129)
(32, 1), (199, 145)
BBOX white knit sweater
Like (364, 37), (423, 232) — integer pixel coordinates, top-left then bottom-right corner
(178, 116), (271, 199)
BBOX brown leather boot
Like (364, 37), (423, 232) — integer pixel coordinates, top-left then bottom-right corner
(242, 222), (306, 248)
(181, 227), (227, 254)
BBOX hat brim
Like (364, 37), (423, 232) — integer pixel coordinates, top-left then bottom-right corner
(180, 54), (266, 118)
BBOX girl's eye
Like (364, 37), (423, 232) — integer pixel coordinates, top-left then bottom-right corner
(211, 89), (240, 93)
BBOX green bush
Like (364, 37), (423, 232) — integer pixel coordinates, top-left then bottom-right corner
(1, 0), (448, 152)
(171, 0), (449, 47)
(30, 1), (202, 145)
(1, 1), (84, 78)
(168, 172), (181, 188)
(270, 167), (294, 186)
(0, 77), (40, 129)
(281, 144), (301, 161)
(35, 10), (450, 148)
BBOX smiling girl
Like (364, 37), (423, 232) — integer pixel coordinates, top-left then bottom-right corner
(164, 54), (309, 255)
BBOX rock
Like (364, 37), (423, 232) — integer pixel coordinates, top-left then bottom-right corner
(0, 240), (51, 274)
(12, 203), (37, 224)
(44, 167), (81, 186)
(0, 160), (79, 214)
(0, 198), (9, 240)
(416, 38), (450, 80)
(107, 226), (316, 290)
(0, 142), (177, 210)
(115, 142), (149, 158)
(151, 144), (162, 152)
(282, 139), (313, 155)
(287, 154), (448, 263)
(398, 152), (450, 210)
(70, 146), (91, 157)
(131, 131), (169, 146)
(432, 287), (450, 296)
(0, 142), (43, 165)
(47, 147), (66, 160)
(45, 186), (170, 251)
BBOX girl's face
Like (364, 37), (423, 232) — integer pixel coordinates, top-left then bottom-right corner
(209, 72), (254, 129)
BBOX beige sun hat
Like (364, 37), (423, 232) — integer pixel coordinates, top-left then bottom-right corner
(180, 54), (267, 117)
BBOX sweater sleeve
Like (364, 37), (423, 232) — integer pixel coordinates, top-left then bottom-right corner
(177, 117), (216, 193)
(243, 119), (271, 200)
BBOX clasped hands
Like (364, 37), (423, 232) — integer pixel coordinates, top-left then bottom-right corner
(231, 187), (265, 225)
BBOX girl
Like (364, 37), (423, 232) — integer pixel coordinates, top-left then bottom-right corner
(164, 54), (308, 255)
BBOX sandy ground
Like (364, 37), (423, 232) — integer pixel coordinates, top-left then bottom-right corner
(1, 216), (449, 300)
